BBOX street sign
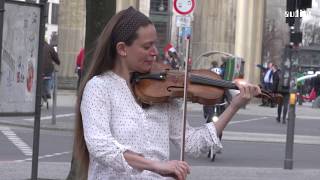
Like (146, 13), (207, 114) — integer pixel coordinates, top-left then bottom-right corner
(181, 27), (192, 38)
(173, 0), (195, 15)
(176, 15), (192, 27)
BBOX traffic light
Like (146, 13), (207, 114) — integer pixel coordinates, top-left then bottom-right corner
(290, 31), (302, 45)
(286, 17), (295, 26)
(287, 0), (296, 11)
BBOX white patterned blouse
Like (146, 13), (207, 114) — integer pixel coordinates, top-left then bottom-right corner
(80, 71), (222, 180)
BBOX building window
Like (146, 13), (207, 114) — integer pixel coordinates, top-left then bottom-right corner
(150, 0), (171, 56)
(154, 22), (167, 53)
(150, 0), (169, 14)
(51, 3), (59, 25)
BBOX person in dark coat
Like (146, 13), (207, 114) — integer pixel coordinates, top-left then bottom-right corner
(272, 64), (289, 124)
(41, 41), (60, 98)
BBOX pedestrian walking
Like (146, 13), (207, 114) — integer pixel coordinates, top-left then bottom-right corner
(202, 60), (230, 161)
(75, 48), (85, 89)
(41, 41), (60, 100)
(272, 64), (289, 124)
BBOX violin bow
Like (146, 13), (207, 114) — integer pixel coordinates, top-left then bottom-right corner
(180, 35), (192, 161)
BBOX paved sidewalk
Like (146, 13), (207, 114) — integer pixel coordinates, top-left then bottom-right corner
(0, 90), (77, 131)
(1, 162), (320, 180)
(0, 162), (70, 180)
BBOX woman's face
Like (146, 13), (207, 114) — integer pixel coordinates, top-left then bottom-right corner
(125, 24), (158, 73)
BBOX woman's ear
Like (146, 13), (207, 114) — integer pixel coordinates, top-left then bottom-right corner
(116, 42), (127, 57)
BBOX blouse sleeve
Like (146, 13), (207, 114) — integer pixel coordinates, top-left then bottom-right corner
(168, 100), (222, 158)
(81, 78), (141, 174)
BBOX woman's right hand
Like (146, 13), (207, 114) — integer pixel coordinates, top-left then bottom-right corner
(230, 79), (261, 109)
(151, 160), (190, 180)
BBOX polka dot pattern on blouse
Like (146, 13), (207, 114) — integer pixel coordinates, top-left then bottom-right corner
(80, 71), (222, 179)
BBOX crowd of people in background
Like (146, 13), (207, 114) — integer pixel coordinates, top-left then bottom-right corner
(257, 61), (291, 123)
(257, 61), (320, 123)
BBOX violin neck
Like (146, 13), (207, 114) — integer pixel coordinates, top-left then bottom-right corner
(190, 75), (238, 90)
(131, 72), (166, 83)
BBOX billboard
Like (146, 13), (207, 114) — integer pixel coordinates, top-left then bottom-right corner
(0, 1), (41, 114)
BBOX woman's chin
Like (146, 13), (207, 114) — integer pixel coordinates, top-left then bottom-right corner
(139, 67), (151, 73)
(139, 64), (152, 73)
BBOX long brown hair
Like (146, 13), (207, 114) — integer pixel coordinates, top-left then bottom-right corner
(73, 7), (152, 178)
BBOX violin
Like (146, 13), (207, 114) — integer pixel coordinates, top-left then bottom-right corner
(131, 62), (278, 106)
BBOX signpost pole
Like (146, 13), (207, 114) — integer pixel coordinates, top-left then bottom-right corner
(31, 0), (47, 179)
(0, 0), (4, 72)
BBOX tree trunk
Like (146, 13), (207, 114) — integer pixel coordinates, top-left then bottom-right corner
(66, 1), (116, 179)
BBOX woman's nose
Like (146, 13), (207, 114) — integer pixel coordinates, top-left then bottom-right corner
(150, 46), (158, 57)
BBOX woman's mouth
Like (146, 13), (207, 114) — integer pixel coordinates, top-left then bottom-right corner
(144, 60), (153, 65)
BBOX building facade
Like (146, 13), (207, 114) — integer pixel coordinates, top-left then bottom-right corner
(7, 1), (320, 89)
(56, 0), (267, 88)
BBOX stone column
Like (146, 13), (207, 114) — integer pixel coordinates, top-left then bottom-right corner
(116, 0), (150, 16)
(137, 0), (150, 16)
(191, 0), (237, 69)
(116, 0), (137, 12)
(57, 0), (85, 89)
(235, 0), (265, 84)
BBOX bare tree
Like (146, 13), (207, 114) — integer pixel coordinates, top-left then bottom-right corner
(302, 19), (320, 46)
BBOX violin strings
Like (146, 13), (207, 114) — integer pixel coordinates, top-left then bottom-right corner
(190, 75), (237, 89)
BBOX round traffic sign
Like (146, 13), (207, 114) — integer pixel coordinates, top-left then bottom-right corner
(173, 0), (195, 15)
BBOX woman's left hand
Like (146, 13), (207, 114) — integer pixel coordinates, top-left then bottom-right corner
(230, 79), (261, 109)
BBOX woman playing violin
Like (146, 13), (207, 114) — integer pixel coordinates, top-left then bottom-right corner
(74, 7), (261, 180)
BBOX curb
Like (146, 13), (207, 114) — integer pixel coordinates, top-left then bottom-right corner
(188, 166), (320, 180)
(1, 161), (320, 180)
(0, 120), (73, 132)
